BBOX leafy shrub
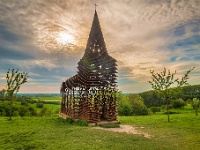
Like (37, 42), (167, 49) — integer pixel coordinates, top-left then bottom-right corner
(21, 101), (29, 106)
(57, 117), (66, 123)
(172, 99), (186, 109)
(28, 106), (37, 116)
(0, 101), (9, 116)
(118, 101), (132, 116)
(151, 107), (161, 114)
(18, 105), (29, 117)
(131, 99), (148, 115)
(36, 102), (44, 108)
(0, 101), (19, 116)
(118, 94), (148, 116)
(127, 94), (148, 115)
(74, 120), (88, 126)
(13, 111), (19, 116)
(66, 117), (74, 124)
(39, 107), (47, 116)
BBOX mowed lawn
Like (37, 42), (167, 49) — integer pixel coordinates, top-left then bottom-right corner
(0, 112), (200, 149)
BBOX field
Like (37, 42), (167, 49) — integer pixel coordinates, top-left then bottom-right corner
(31, 95), (61, 102)
(0, 95), (200, 149)
(0, 104), (200, 150)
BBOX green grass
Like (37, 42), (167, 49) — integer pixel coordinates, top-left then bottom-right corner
(119, 113), (200, 150)
(32, 96), (61, 102)
(29, 103), (60, 112)
(0, 103), (200, 150)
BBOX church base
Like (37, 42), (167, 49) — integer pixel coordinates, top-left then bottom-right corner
(59, 113), (119, 127)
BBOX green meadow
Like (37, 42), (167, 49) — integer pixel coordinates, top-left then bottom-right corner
(0, 104), (200, 150)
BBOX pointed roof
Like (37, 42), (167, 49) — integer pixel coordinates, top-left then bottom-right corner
(61, 10), (117, 91)
(85, 10), (107, 55)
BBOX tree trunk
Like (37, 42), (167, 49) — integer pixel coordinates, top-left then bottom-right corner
(9, 97), (13, 120)
(166, 104), (170, 122)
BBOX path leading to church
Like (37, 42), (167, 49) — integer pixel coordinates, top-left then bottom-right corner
(93, 125), (151, 138)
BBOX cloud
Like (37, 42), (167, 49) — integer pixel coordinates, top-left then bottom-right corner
(0, 0), (200, 93)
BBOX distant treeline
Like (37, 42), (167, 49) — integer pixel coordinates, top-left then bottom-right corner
(17, 93), (61, 97)
(139, 84), (200, 108)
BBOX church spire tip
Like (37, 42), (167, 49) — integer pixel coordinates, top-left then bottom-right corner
(94, 3), (98, 12)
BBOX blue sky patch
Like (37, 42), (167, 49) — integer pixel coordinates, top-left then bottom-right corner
(0, 25), (19, 42)
(174, 25), (185, 37)
(0, 47), (34, 60)
(168, 35), (200, 50)
(169, 56), (178, 62)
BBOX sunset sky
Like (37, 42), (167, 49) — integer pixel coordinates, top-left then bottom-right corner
(0, 0), (200, 93)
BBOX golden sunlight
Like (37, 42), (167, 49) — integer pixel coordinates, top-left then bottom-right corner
(56, 32), (75, 45)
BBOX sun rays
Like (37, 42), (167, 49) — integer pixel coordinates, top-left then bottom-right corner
(56, 32), (75, 45)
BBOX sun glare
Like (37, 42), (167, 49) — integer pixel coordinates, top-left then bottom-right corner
(57, 32), (75, 45)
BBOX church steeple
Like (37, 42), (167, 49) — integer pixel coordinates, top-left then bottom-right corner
(60, 8), (118, 124)
(85, 9), (107, 56)
(77, 9), (117, 87)
(61, 9), (117, 90)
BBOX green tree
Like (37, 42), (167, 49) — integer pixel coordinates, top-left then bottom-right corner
(182, 85), (200, 100)
(0, 89), (6, 100)
(192, 98), (200, 116)
(118, 93), (148, 116)
(127, 94), (148, 115)
(6, 69), (28, 120)
(118, 98), (132, 116)
(149, 67), (194, 122)
(140, 90), (163, 107)
(171, 98), (186, 109)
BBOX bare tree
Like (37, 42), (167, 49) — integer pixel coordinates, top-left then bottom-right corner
(149, 67), (194, 122)
(6, 69), (28, 120)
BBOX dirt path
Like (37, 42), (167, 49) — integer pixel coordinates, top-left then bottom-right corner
(93, 125), (151, 138)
